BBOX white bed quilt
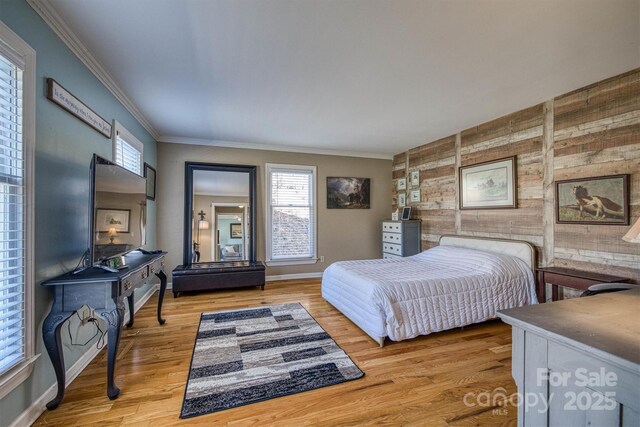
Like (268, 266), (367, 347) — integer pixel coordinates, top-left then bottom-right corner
(322, 245), (537, 342)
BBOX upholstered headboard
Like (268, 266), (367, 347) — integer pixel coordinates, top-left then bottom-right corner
(439, 235), (536, 271)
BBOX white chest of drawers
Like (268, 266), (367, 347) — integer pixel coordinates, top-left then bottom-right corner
(381, 220), (421, 259)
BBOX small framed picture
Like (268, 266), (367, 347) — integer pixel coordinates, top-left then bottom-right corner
(144, 163), (156, 201)
(96, 208), (130, 233)
(411, 170), (420, 187)
(410, 190), (420, 203)
(398, 193), (406, 207)
(401, 206), (411, 220)
(230, 223), (243, 238)
(397, 178), (406, 190)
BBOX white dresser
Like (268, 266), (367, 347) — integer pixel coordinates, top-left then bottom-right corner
(498, 290), (640, 427)
(381, 220), (421, 259)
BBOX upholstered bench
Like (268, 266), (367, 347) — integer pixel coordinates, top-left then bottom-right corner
(172, 261), (266, 297)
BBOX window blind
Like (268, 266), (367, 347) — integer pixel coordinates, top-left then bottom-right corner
(114, 134), (141, 175)
(269, 167), (315, 260)
(0, 52), (25, 375)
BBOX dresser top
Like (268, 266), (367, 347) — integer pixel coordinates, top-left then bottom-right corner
(498, 289), (640, 370)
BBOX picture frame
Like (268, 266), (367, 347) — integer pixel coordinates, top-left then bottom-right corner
(410, 190), (420, 203)
(401, 206), (411, 220)
(459, 156), (517, 209)
(397, 178), (407, 191)
(144, 163), (156, 201)
(398, 193), (406, 207)
(96, 208), (130, 233)
(555, 174), (629, 225)
(326, 177), (371, 209)
(230, 223), (243, 238)
(410, 170), (420, 187)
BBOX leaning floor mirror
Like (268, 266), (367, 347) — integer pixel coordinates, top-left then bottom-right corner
(183, 163), (257, 265)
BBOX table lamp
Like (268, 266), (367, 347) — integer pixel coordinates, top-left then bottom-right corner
(622, 217), (640, 243)
(108, 227), (117, 244)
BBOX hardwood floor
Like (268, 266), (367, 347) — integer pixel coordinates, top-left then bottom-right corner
(34, 279), (518, 426)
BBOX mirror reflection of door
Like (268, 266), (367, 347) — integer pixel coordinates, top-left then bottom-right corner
(192, 170), (250, 263)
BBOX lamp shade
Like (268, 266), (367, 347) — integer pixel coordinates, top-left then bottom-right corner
(198, 220), (210, 230)
(107, 227), (117, 236)
(622, 217), (640, 243)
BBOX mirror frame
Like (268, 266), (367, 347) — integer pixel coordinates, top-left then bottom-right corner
(183, 162), (257, 265)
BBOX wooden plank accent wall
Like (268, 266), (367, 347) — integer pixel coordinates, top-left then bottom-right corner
(393, 68), (639, 284)
(460, 104), (545, 260)
(552, 70), (639, 284)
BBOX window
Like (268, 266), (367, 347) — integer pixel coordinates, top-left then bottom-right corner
(266, 164), (317, 265)
(0, 21), (37, 399)
(112, 120), (143, 175)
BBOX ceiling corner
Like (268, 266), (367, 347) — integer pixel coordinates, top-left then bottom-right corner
(25, 0), (160, 140)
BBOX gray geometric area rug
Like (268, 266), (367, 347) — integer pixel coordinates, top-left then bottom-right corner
(180, 303), (364, 418)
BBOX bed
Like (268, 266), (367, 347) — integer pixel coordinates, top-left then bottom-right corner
(321, 235), (537, 346)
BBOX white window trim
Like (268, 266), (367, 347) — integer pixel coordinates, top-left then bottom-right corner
(112, 119), (143, 175)
(0, 20), (39, 400)
(265, 163), (318, 267)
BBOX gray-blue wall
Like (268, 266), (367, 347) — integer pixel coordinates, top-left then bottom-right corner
(0, 1), (157, 424)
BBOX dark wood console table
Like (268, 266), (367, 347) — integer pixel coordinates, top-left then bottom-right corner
(536, 266), (630, 302)
(41, 251), (167, 410)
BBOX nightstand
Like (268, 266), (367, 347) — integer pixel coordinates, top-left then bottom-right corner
(536, 267), (630, 302)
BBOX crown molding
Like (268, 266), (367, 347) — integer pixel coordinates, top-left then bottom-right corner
(158, 136), (394, 160)
(26, 0), (160, 140)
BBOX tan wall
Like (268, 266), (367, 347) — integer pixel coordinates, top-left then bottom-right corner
(393, 68), (639, 284)
(157, 144), (392, 275)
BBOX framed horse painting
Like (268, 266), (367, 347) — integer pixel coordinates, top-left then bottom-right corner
(555, 174), (630, 225)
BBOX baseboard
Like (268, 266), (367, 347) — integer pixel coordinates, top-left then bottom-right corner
(9, 285), (159, 427)
(266, 272), (323, 282)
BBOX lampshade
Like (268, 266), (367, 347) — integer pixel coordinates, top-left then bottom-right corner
(107, 227), (117, 236)
(622, 217), (640, 243)
(198, 220), (210, 230)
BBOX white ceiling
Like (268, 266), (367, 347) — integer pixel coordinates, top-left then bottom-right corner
(44, 0), (639, 158)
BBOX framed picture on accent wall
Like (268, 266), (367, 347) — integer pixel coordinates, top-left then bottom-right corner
(397, 178), (406, 190)
(555, 174), (629, 225)
(410, 190), (420, 203)
(398, 193), (406, 207)
(410, 170), (420, 187)
(459, 156), (517, 209)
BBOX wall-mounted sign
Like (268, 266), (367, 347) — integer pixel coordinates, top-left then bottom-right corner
(46, 78), (112, 138)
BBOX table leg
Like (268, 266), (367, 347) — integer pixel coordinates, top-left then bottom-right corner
(156, 270), (167, 325)
(125, 294), (135, 328)
(552, 285), (559, 302)
(43, 312), (72, 410)
(536, 271), (546, 303)
(100, 300), (124, 400)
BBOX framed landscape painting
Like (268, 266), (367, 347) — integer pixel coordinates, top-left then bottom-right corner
(459, 156), (517, 209)
(556, 175), (629, 225)
(327, 177), (370, 209)
(96, 208), (130, 233)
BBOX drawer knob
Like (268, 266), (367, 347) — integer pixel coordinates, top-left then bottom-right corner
(161, 261), (165, 267)
(141, 271), (147, 279)
(124, 280), (132, 291)
(150, 267), (155, 274)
